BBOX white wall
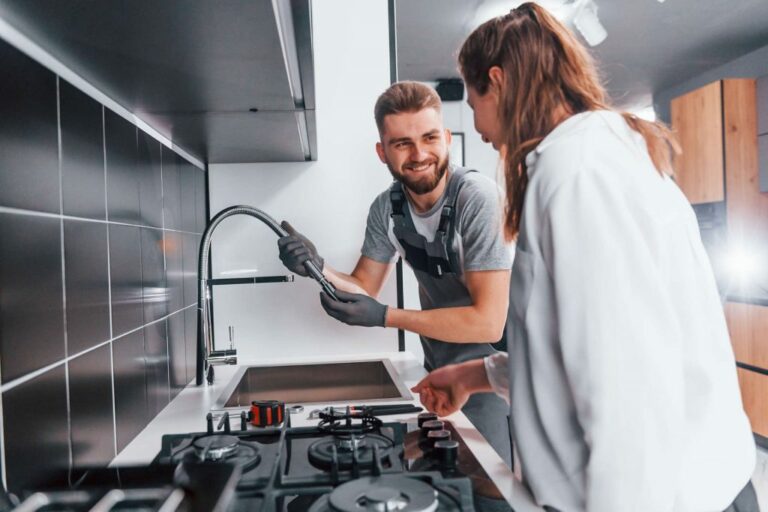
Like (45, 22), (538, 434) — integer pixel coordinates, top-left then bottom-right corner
(208, 0), (412, 361)
(441, 99), (501, 180)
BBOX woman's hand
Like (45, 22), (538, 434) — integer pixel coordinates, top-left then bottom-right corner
(411, 359), (491, 417)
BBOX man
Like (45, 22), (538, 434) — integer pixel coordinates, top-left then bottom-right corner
(277, 81), (513, 468)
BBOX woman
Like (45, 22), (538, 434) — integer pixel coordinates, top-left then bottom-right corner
(411, 4), (757, 511)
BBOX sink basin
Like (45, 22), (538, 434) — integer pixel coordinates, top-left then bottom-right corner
(212, 359), (413, 411)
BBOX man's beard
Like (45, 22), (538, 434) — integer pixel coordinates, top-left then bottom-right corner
(387, 155), (450, 195)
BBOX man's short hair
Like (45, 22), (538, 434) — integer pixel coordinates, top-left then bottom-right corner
(374, 81), (442, 134)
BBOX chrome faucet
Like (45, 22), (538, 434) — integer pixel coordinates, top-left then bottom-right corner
(196, 205), (337, 385)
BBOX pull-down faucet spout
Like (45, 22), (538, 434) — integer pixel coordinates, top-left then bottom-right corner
(196, 205), (337, 385)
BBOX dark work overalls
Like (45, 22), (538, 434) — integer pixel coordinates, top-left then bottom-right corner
(390, 168), (513, 479)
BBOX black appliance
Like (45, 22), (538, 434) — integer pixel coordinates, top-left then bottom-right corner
(9, 408), (508, 511)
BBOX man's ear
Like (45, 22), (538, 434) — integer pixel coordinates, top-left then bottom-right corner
(375, 141), (387, 164)
(488, 66), (505, 93)
(444, 128), (452, 146)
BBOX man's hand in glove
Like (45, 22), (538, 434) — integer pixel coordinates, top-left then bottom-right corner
(319, 289), (388, 327)
(277, 221), (324, 277)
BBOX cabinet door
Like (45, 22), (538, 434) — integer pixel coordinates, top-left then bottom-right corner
(671, 81), (725, 204)
(726, 302), (768, 369)
(737, 367), (768, 437)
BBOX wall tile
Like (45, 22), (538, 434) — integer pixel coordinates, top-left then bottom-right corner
(138, 131), (162, 228)
(184, 307), (199, 385)
(64, 220), (110, 355)
(180, 159), (197, 233)
(167, 311), (187, 397)
(69, 344), (115, 469)
(112, 330), (147, 453)
(109, 224), (143, 337)
(0, 39), (59, 213)
(0, 214), (64, 383)
(195, 169), (207, 234)
(182, 234), (200, 307)
(144, 321), (170, 417)
(165, 231), (184, 314)
(105, 110), (140, 225)
(141, 228), (168, 324)
(162, 148), (182, 231)
(2, 365), (69, 493)
(60, 80), (106, 220)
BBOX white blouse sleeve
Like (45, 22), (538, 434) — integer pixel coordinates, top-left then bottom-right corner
(483, 353), (510, 403)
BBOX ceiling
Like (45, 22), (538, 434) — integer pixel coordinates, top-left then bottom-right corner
(0, 0), (316, 164)
(395, 0), (768, 110)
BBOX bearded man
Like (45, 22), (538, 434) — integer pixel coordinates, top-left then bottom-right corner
(277, 81), (514, 471)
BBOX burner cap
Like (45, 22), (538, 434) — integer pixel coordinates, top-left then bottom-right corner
(193, 434), (240, 461)
(308, 433), (394, 471)
(326, 476), (439, 512)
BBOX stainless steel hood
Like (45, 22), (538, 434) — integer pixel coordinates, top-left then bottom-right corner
(0, 0), (317, 164)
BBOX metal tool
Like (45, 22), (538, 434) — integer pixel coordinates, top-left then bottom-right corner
(308, 404), (423, 419)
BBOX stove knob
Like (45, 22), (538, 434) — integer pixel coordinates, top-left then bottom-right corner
(434, 439), (459, 470)
(420, 419), (444, 438)
(417, 412), (438, 428)
(426, 429), (451, 450)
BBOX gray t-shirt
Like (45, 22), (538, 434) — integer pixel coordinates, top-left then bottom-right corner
(362, 168), (513, 369)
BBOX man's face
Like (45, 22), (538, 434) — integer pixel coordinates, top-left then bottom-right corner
(376, 108), (452, 195)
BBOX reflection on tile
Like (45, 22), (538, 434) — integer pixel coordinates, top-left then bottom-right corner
(180, 159), (197, 234)
(0, 39), (59, 213)
(60, 80), (106, 219)
(109, 224), (143, 337)
(168, 311), (187, 398)
(165, 231), (184, 314)
(0, 213), (64, 383)
(182, 234), (200, 307)
(2, 364), (69, 493)
(138, 130), (162, 228)
(142, 228), (168, 324)
(145, 321), (170, 417)
(184, 307), (199, 385)
(162, 147), (182, 231)
(64, 220), (110, 355)
(195, 169), (207, 234)
(105, 110), (140, 225)
(112, 330), (147, 453)
(69, 344), (115, 469)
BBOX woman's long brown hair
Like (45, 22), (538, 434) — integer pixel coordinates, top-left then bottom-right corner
(459, 2), (680, 240)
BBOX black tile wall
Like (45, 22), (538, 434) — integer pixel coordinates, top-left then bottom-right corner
(69, 344), (115, 468)
(60, 80), (106, 220)
(3, 365), (69, 493)
(168, 311), (188, 397)
(0, 214), (65, 383)
(105, 110), (140, 225)
(109, 224), (144, 337)
(0, 39), (59, 213)
(141, 227), (168, 324)
(0, 39), (207, 496)
(145, 321), (170, 417)
(64, 220), (110, 355)
(112, 330), (148, 453)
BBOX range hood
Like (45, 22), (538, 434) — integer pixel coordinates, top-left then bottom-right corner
(0, 0), (316, 164)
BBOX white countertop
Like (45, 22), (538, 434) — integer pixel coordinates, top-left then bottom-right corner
(112, 351), (542, 511)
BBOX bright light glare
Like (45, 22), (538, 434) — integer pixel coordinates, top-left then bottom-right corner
(723, 246), (760, 285)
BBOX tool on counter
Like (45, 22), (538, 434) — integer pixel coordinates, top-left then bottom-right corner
(308, 404), (423, 419)
(249, 400), (286, 427)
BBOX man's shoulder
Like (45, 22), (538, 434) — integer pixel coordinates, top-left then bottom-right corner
(456, 170), (502, 209)
(369, 186), (393, 217)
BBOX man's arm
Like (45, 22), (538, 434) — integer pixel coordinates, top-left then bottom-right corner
(385, 269), (509, 342)
(322, 256), (394, 297)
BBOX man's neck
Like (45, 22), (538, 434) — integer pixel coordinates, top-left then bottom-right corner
(404, 168), (451, 214)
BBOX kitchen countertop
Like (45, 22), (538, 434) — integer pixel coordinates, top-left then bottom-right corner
(111, 351), (542, 511)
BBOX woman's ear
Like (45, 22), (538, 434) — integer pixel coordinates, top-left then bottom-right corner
(488, 66), (505, 93)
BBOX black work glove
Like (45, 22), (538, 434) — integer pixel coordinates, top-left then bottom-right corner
(277, 221), (324, 277)
(320, 289), (388, 327)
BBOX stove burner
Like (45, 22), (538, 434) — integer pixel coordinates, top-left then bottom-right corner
(194, 434), (240, 461)
(308, 475), (439, 512)
(318, 410), (383, 437)
(308, 433), (394, 471)
(171, 434), (261, 472)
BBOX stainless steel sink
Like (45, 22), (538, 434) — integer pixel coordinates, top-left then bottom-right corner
(212, 359), (413, 411)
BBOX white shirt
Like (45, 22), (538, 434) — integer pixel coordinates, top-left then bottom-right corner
(484, 111), (755, 512)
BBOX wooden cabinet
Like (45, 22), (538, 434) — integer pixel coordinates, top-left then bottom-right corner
(726, 302), (768, 369)
(670, 81), (724, 204)
(737, 368), (768, 437)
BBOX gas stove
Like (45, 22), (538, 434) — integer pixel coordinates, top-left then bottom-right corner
(10, 407), (509, 511)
